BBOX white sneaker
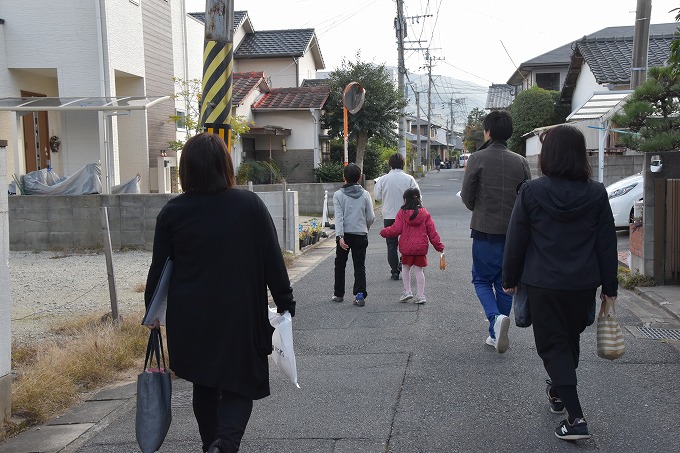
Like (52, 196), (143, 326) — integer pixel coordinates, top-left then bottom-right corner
(493, 314), (510, 353)
(413, 297), (426, 304)
(399, 292), (414, 302)
(485, 336), (497, 348)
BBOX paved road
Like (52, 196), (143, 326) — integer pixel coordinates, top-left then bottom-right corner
(11, 168), (680, 453)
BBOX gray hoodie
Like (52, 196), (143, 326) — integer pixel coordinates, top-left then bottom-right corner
(333, 184), (375, 237)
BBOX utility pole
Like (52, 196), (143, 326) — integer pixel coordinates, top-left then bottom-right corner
(631, 0), (651, 88)
(413, 86), (421, 172)
(199, 0), (234, 147)
(395, 0), (407, 157)
(423, 51), (444, 170)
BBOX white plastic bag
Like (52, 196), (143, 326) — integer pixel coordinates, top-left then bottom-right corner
(268, 308), (300, 388)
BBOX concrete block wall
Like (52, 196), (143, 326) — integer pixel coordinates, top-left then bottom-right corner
(8, 190), (301, 253)
(239, 180), (375, 216)
(526, 154), (644, 186)
(8, 194), (174, 251)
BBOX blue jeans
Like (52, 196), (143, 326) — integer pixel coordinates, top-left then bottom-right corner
(471, 237), (512, 339)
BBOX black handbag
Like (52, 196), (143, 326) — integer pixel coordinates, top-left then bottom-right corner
(135, 329), (172, 453)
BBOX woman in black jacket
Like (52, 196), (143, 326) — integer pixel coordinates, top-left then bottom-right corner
(144, 133), (296, 453)
(502, 125), (618, 441)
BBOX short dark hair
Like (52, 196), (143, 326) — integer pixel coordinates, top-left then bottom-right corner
(388, 153), (405, 170)
(539, 125), (591, 181)
(483, 111), (513, 141)
(343, 163), (361, 184)
(179, 133), (235, 193)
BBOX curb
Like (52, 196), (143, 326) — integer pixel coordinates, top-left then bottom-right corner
(633, 287), (680, 322)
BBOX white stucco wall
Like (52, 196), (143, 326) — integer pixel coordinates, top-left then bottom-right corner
(238, 57), (300, 88)
(253, 110), (317, 149)
(571, 63), (607, 113)
(297, 53), (319, 83)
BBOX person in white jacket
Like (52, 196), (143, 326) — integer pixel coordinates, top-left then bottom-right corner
(374, 153), (420, 280)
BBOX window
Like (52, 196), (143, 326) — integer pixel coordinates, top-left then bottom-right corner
(175, 110), (186, 131)
(535, 73), (560, 91)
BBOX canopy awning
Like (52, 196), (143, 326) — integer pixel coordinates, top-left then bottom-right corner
(0, 96), (170, 112)
(566, 90), (633, 122)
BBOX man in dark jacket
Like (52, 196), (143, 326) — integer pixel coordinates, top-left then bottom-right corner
(460, 111), (531, 353)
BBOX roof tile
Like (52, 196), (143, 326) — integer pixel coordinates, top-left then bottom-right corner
(577, 34), (674, 85)
(233, 72), (269, 106)
(235, 29), (315, 58)
(252, 86), (330, 110)
(485, 84), (515, 110)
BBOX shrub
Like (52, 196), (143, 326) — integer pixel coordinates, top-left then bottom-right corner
(618, 266), (656, 290)
(314, 162), (344, 182)
(236, 159), (283, 184)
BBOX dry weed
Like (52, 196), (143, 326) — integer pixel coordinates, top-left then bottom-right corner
(133, 281), (146, 293)
(11, 312), (148, 425)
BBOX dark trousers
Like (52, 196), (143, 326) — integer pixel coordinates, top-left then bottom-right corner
(193, 383), (253, 453)
(528, 285), (595, 420)
(334, 233), (369, 298)
(383, 219), (401, 275)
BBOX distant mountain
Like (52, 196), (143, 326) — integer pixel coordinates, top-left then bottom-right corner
(318, 67), (488, 134)
(401, 70), (487, 133)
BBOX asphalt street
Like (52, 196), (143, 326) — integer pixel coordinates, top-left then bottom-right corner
(7, 168), (680, 453)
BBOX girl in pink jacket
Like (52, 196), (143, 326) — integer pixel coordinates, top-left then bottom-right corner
(380, 188), (444, 304)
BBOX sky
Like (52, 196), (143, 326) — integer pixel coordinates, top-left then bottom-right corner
(185, 1), (679, 87)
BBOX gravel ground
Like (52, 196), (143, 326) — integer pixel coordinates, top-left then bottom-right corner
(9, 250), (153, 344)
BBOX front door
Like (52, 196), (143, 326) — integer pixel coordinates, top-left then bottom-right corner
(20, 90), (50, 172)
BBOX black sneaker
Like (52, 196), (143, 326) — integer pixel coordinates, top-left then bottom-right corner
(555, 418), (590, 440)
(390, 273), (400, 280)
(545, 379), (565, 414)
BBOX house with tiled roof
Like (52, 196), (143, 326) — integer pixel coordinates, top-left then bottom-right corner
(489, 23), (678, 111)
(247, 85), (330, 182)
(560, 32), (675, 112)
(485, 84), (515, 111)
(186, 11), (329, 182)
(189, 12), (325, 89)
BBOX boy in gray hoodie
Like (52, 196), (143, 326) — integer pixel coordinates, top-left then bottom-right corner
(332, 163), (375, 306)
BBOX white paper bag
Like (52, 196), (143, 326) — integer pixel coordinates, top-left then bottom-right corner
(268, 308), (300, 388)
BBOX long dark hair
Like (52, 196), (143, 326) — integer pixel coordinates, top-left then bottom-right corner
(401, 188), (422, 220)
(539, 125), (591, 181)
(179, 133), (236, 193)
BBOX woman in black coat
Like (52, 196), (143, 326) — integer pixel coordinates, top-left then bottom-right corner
(144, 133), (296, 453)
(502, 125), (618, 441)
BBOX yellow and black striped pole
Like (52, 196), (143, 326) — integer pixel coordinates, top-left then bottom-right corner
(200, 0), (233, 151)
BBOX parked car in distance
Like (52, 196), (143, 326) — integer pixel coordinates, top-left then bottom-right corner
(459, 153), (471, 168)
(606, 172), (643, 228)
